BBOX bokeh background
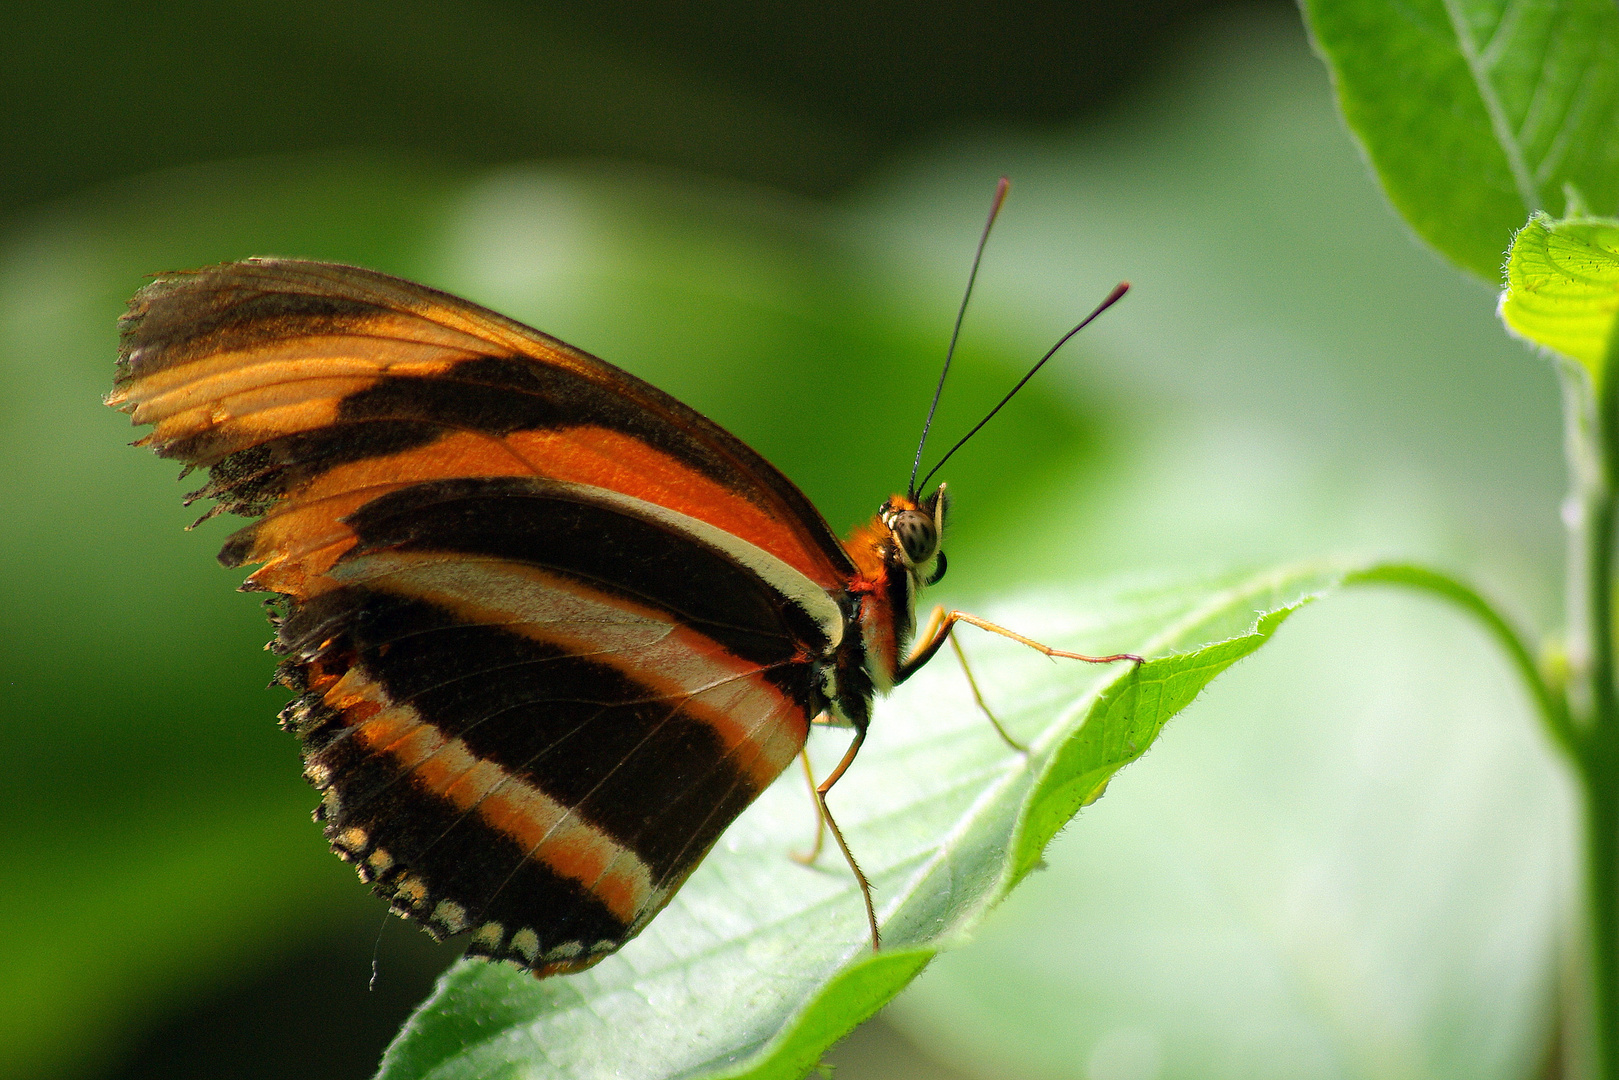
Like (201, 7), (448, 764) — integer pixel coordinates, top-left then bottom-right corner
(0, 1), (1577, 1078)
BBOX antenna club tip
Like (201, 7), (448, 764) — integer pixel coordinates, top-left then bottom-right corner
(991, 177), (1011, 215)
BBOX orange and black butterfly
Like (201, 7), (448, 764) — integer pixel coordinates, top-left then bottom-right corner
(107, 186), (1131, 977)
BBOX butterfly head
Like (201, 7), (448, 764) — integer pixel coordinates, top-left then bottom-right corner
(880, 482), (949, 589)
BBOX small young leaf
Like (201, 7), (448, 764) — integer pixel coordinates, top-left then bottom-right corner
(1301, 0), (1619, 280)
(376, 564), (1349, 1080)
(1500, 212), (1619, 388)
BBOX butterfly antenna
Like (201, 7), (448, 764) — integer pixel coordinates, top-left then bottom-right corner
(908, 176), (1012, 499)
(917, 281), (1129, 494)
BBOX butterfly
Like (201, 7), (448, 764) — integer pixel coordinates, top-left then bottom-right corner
(106, 185), (1132, 977)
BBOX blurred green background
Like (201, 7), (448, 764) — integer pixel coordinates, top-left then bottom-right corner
(0, 1), (1576, 1078)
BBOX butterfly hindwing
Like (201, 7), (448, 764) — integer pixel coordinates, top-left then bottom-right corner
(276, 502), (817, 972)
(108, 260), (851, 973)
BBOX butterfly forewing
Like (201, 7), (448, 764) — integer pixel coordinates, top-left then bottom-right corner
(108, 259), (852, 973)
(109, 259), (858, 594)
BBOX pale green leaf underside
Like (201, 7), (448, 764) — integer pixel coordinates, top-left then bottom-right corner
(1501, 212), (1619, 386)
(1301, 0), (1619, 280)
(375, 564), (1355, 1080)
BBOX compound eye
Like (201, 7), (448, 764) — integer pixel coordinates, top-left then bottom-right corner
(889, 509), (937, 565)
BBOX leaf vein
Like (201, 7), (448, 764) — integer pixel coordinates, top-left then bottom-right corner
(1440, 0), (1541, 210)
(1479, 0), (1529, 69)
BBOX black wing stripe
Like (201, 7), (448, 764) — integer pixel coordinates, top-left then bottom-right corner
(337, 476), (836, 667)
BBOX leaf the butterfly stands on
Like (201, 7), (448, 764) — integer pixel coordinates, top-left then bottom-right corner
(374, 568), (1343, 1080)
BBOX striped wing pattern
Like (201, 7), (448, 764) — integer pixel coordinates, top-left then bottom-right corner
(108, 260), (851, 974)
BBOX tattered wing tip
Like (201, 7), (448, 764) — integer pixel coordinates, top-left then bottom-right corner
(217, 522), (259, 568)
(116, 260), (276, 379)
(186, 503), (227, 530)
(117, 269), (198, 371)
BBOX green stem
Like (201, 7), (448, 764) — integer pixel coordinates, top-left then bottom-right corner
(1588, 761), (1619, 1080)
(1343, 551), (1611, 1075)
(1567, 349), (1619, 1080)
(1343, 563), (1575, 761)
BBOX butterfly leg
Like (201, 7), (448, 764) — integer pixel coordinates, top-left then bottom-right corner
(947, 628), (1026, 753)
(816, 722), (880, 951)
(791, 746), (827, 865)
(897, 606), (1143, 748)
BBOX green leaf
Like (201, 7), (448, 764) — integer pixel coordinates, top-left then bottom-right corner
(1300, 0), (1619, 280)
(1500, 212), (1619, 388)
(377, 564), (1349, 1080)
(885, 576), (1567, 1080)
